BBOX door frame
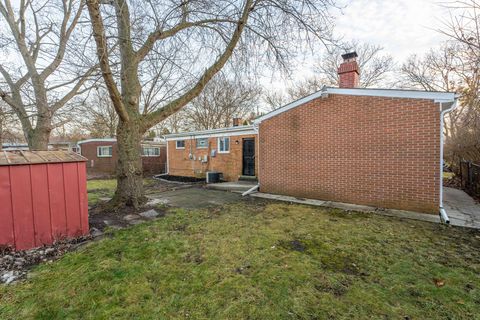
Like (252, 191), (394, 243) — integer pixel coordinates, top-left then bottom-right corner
(242, 138), (255, 176)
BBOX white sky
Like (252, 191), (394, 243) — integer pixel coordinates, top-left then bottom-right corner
(264, 0), (453, 90)
(334, 0), (450, 60)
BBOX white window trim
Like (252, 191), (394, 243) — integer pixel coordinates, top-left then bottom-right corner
(142, 146), (160, 157)
(176, 140), (185, 149)
(196, 138), (208, 149)
(97, 146), (113, 158)
(218, 137), (230, 154)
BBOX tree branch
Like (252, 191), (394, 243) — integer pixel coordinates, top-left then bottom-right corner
(141, 0), (253, 130)
(86, 0), (130, 122)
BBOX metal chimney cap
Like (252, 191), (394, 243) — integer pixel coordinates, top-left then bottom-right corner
(341, 51), (358, 60)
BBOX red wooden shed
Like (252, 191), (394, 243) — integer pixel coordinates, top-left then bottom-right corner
(0, 150), (89, 251)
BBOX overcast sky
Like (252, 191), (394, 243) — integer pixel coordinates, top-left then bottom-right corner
(334, 0), (451, 60)
(264, 0), (453, 89)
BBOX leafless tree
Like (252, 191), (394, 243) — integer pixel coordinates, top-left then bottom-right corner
(402, 0), (480, 166)
(0, 100), (19, 150)
(263, 41), (394, 111)
(0, 0), (98, 150)
(316, 41), (394, 88)
(86, 0), (336, 208)
(79, 87), (119, 138)
(183, 74), (261, 130)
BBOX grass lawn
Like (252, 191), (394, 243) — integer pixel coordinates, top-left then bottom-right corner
(1, 201), (479, 319)
(87, 179), (117, 206)
(87, 178), (158, 206)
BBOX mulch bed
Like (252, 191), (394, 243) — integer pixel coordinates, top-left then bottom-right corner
(154, 174), (205, 183)
(1, 236), (92, 284)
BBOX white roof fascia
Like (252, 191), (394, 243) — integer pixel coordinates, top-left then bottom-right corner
(164, 125), (256, 141)
(77, 138), (117, 145)
(327, 87), (456, 102)
(254, 87), (457, 124)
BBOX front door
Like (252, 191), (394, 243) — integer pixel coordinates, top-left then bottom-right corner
(242, 138), (255, 176)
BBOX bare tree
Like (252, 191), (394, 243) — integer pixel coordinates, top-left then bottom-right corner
(0, 100), (17, 150)
(316, 41), (394, 88)
(79, 87), (119, 138)
(263, 41), (394, 111)
(86, 0), (336, 208)
(402, 1), (480, 166)
(183, 74), (261, 130)
(0, 0), (97, 150)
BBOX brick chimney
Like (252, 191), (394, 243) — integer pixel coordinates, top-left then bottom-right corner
(232, 117), (241, 127)
(337, 51), (359, 88)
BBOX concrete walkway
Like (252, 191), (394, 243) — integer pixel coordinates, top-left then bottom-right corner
(205, 181), (257, 193)
(250, 192), (441, 224)
(443, 187), (480, 229)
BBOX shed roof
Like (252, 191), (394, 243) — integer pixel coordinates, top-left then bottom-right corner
(0, 150), (87, 166)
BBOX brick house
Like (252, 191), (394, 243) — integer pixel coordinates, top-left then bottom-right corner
(165, 125), (257, 181)
(76, 138), (167, 176)
(166, 52), (458, 216)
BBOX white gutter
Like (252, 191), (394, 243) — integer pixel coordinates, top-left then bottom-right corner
(439, 98), (459, 224)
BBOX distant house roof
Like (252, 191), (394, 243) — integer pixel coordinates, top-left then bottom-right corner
(76, 138), (117, 145)
(164, 125), (256, 141)
(76, 138), (165, 145)
(0, 150), (86, 166)
(254, 86), (458, 124)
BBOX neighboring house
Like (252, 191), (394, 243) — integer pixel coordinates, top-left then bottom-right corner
(165, 52), (458, 215)
(76, 138), (166, 176)
(1, 142), (78, 152)
(165, 125), (258, 181)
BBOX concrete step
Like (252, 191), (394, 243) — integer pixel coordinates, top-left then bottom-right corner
(206, 181), (257, 192)
(238, 175), (258, 182)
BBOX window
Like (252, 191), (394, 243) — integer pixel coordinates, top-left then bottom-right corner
(97, 146), (112, 157)
(142, 146), (160, 157)
(196, 138), (208, 149)
(176, 140), (185, 149)
(218, 137), (230, 153)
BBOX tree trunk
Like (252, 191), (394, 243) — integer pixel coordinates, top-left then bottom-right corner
(28, 127), (51, 150)
(0, 116), (3, 151)
(112, 119), (145, 208)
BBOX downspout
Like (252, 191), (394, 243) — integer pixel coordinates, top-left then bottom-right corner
(165, 137), (169, 174)
(439, 98), (459, 224)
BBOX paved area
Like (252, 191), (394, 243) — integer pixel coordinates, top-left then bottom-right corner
(250, 192), (441, 224)
(147, 187), (242, 209)
(205, 181), (257, 193)
(443, 187), (480, 229)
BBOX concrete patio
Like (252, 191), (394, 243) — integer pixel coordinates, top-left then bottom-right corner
(443, 187), (480, 229)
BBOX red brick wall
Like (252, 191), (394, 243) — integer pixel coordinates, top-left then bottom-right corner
(167, 134), (258, 181)
(142, 147), (167, 175)
(80, 142), (166, 176)
(80, 141), (117, 175)
(259, 94), (441, 214)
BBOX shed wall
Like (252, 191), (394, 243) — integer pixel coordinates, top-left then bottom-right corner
(0, 162), (89, 250)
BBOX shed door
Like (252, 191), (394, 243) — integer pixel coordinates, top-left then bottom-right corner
(242, 138), (255, 176)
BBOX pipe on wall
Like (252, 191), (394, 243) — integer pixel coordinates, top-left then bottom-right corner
(439, 98), (459, 224)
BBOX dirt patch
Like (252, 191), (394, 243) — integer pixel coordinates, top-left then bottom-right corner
(89, 204), (166, 231)
(278, 239), (307, 252)
(154, 174), (205, 183)
(314, 276), (351, 296)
